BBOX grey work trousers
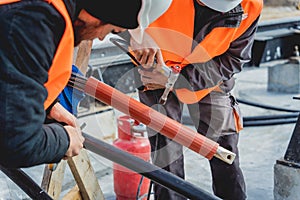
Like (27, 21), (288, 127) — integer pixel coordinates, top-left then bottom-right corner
(139, 89), (246, 200)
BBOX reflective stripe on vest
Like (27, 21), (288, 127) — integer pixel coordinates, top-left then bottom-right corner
(1, 0), (74, 109)
(146, 0), (263, 103)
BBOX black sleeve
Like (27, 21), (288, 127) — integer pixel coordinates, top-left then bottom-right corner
(0, 1), (70, 168)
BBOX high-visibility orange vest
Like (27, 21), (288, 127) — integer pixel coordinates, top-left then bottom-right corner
(1, 0), (74, 109)
(146, 0), (263, 104)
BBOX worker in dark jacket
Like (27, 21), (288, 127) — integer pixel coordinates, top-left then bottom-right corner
(0, 0), (170, 168)
(129, 0), (263, 199)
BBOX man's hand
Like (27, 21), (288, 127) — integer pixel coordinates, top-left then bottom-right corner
(130, 35), (168, 89)
(48, 102), (77, 127)
(138, 66), (168, 90)
(130, 32), (164, 69)
(48, 102), (84, 158)
(63, 125), (85, 159)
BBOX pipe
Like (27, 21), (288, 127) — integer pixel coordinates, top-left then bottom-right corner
(83, 132), (220, 200)
(78, 76), (235, 164)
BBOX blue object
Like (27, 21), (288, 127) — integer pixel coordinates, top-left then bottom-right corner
(58, 65), (85, 115)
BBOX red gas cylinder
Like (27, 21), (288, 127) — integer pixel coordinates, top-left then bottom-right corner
(113, 115), (151, 200)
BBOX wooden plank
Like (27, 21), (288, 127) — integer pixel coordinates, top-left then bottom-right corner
(67, 150), (104, 200)
(41, 161), (67, 199)
(62, 185), (82, 200)
(74, 40), (93, 75)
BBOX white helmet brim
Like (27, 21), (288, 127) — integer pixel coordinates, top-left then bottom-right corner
(129, 0), (172, 44)
(201, 0), (242, 13)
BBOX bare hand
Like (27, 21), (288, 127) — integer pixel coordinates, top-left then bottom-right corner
(130, 34), (164, 69)
(48, 102), (84, 158)
(138, 66), (168, 89)
(130, 35), (168, 89)
(63, 125), (85, 159)
(48, 102), (77, 127)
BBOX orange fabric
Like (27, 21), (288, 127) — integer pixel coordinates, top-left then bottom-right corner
(175, 84), (221, 104)
(43, 0), (74, 109)
(146, 0), (263, 103)
(184, 0), (263, 64)
(0, 0), (20, 4)
(1, 0), (74, 109)
(146, 0), (194, 66)
(149, 0), (263, 66)
(233, 107), (243, 132)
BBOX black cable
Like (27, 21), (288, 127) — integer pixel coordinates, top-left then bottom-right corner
(0, 166), (53, 200)
(243, 118), (297, 127)
(147, 181), (153, 200)
(243, 113), (299, 121)
(83, 132), (220, 200)
(182, 115), (298, 127)
(136, 175), (144, 200)
(236, 98), (300, 113)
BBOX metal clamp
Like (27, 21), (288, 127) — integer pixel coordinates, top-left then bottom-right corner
(159, 65), (181, 105)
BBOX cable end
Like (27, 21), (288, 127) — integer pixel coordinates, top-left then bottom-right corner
(214, 146), (236, 165)
(159, 98), (166, 105)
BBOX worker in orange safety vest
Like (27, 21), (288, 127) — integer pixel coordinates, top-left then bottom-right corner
(0, 0), (171, 168)
(127, 0), (263, 199)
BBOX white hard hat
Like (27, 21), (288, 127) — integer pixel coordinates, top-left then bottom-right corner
(200, 0), (242, 12)
(129, 0), (172, 44)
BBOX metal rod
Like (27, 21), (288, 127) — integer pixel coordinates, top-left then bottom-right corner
(0, 165), (53, 200)
(109, 38), (142, 66)
(83, 132), (220, 200)
(81, 76), (235, 164)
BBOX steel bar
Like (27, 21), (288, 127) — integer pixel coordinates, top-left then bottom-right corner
(79, 76), (235, 164)
(0, 165), (53, 200)
(83, 132), (220, 200)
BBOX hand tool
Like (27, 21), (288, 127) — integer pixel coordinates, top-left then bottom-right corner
(109, 37), (180, 105)
(158, 65), (181, 105)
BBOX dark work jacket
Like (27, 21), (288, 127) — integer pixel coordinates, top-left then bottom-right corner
(178, 1), (261, 93)
(0, 0), (76, 168)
